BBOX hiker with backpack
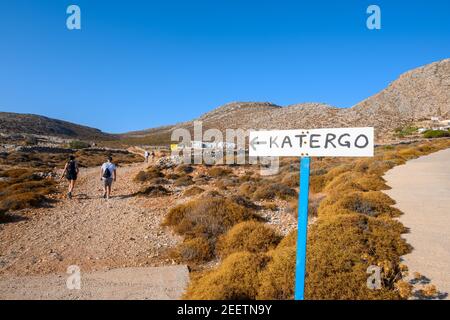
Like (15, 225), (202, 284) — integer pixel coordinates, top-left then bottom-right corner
(144, 150), (149, 163)
(101, 156), (117, 200)
(61, 155), (79, 199)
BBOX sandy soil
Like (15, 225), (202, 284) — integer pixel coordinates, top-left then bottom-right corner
(383, 148), (450, 299)
(0, 162), (188, 299)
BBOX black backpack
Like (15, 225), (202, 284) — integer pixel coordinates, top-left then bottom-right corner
(103, 166), (112, 179)
(67, 160), (77, 176)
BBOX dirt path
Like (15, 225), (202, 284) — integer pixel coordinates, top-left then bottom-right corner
(383, 148), (450, 299)
(0, 162), (187, 298)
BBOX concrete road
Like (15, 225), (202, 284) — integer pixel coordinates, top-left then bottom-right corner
(384, 148), (450, 299)
(0, 265), (189, 300)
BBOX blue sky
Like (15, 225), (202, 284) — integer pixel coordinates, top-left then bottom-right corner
(0, 0), (449, 133)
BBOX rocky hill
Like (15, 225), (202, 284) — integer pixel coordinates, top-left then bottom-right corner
(126, 58), (450, 144)
(0, 112), (115, 141)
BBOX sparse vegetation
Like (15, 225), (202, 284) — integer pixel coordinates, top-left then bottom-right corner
(0, 168), (57, 222)
(68, 140), (91, 149)
(181, 138), (450, 300)
(216, 221), (281, 257)
(423, 129), (450, 139)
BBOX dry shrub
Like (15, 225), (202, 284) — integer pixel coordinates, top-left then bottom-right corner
(165, 172), (180, 180)
(175, 164), (194, 174)
(278, 230), (297, 249)
(324, 172), (387, 193)
(208, 167), (232, 178)
(149, 177), (169, 185)
(183, 186), (205, 197)
(134, 167), (163, 182)
(397, 148), (421, 159)
(217, 221), (281, 257)
(184, 252), (268, 300)
(214, 177), (239, 189)
(0, 192), (47, 213)
(163, 197), (260, 241)
(395, 280), (413, 299)
(138, 185), (171, 197)
(263, 202), (278, 211)
(0, 168), (57, 220)
(257, 246), (297, 300)
(305, 214), (409, 299)
(280, 173), (299, 188)
(172, 237), (213, 264)
(421, 284), (438, 298)
(318, 191), (400, 218)
(230, 195), (259, 210)
(238, 182), (257, 198)
(309, 175), (326, 193)
(173, 175), (194, 187)
(253, 183), (297, 201)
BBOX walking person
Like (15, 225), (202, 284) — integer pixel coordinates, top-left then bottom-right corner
(101, 156), (117, 200)
(144, 150), (149, 163)
(151, 151), (156, 162)
(61, 155), (79, 199)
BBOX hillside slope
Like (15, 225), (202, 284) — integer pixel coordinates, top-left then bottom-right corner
(126, 58), (450, 143)
(0, 112), (115, 140)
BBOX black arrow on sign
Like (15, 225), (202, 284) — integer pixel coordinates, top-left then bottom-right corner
(250, 136), (267, 151)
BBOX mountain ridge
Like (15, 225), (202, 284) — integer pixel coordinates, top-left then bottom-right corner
(1, 58), (449, 144)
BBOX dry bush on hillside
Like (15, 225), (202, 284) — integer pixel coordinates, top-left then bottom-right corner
(305, 214), (409, 299)
(175, 164), (194, 174)
(324, 172), (387, 193)
(148, 177), (170, 185)
(137, 185), (171, 197)
(318, 191), (400, 218)
(184, 252), (269, 300)
(280, 172), (299, 188)
(229, 195), (259, 210)
(163, 197), (261, 241)
(183, 186), (205, 197)
(171, 237), (213, 264)
(252, 183), (297, 201)
(257, 246), (297, 300)
(238, 182), (258, 198)
(208, 167), (232, 178)
(134, 167), (163, 183)
(173, 175), (194, 187)
(0, 168), (57, 221)
(216, 221), (281, 257)
(165, 172), (180, 180)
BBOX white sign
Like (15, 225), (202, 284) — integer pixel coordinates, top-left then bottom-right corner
(249, 127), (374, 157)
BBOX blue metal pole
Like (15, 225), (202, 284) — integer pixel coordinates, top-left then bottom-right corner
(294, 157), (311, 300)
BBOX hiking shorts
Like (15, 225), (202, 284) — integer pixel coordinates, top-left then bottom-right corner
(66, 173), (77, 181)
(102, 178), (113, 187)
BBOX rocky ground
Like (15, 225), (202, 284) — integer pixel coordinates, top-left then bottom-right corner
(0, 162), (183, 277)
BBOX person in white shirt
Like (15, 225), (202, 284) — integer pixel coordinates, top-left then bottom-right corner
(144, 150), (149, 163)
(100, 156), (117, 200)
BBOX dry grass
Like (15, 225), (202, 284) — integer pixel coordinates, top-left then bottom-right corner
(163, 197), (261, 241)
(183, 186), (205, 197)
(179, 139), (450, 300)
(173, 175), (194, 187)
(208, 167), (232, 178)
(171, 237), (213, 264)
(252, 183), (297, 201)
(0, 168), (57, 222)
(216, 221), (281, 257)
(184, 252), (269, 300)
(137, 185), (171, 197)
(257, 246), (297, 300)
(134, 167), (163, 182)
(318, 191), (401, 218)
